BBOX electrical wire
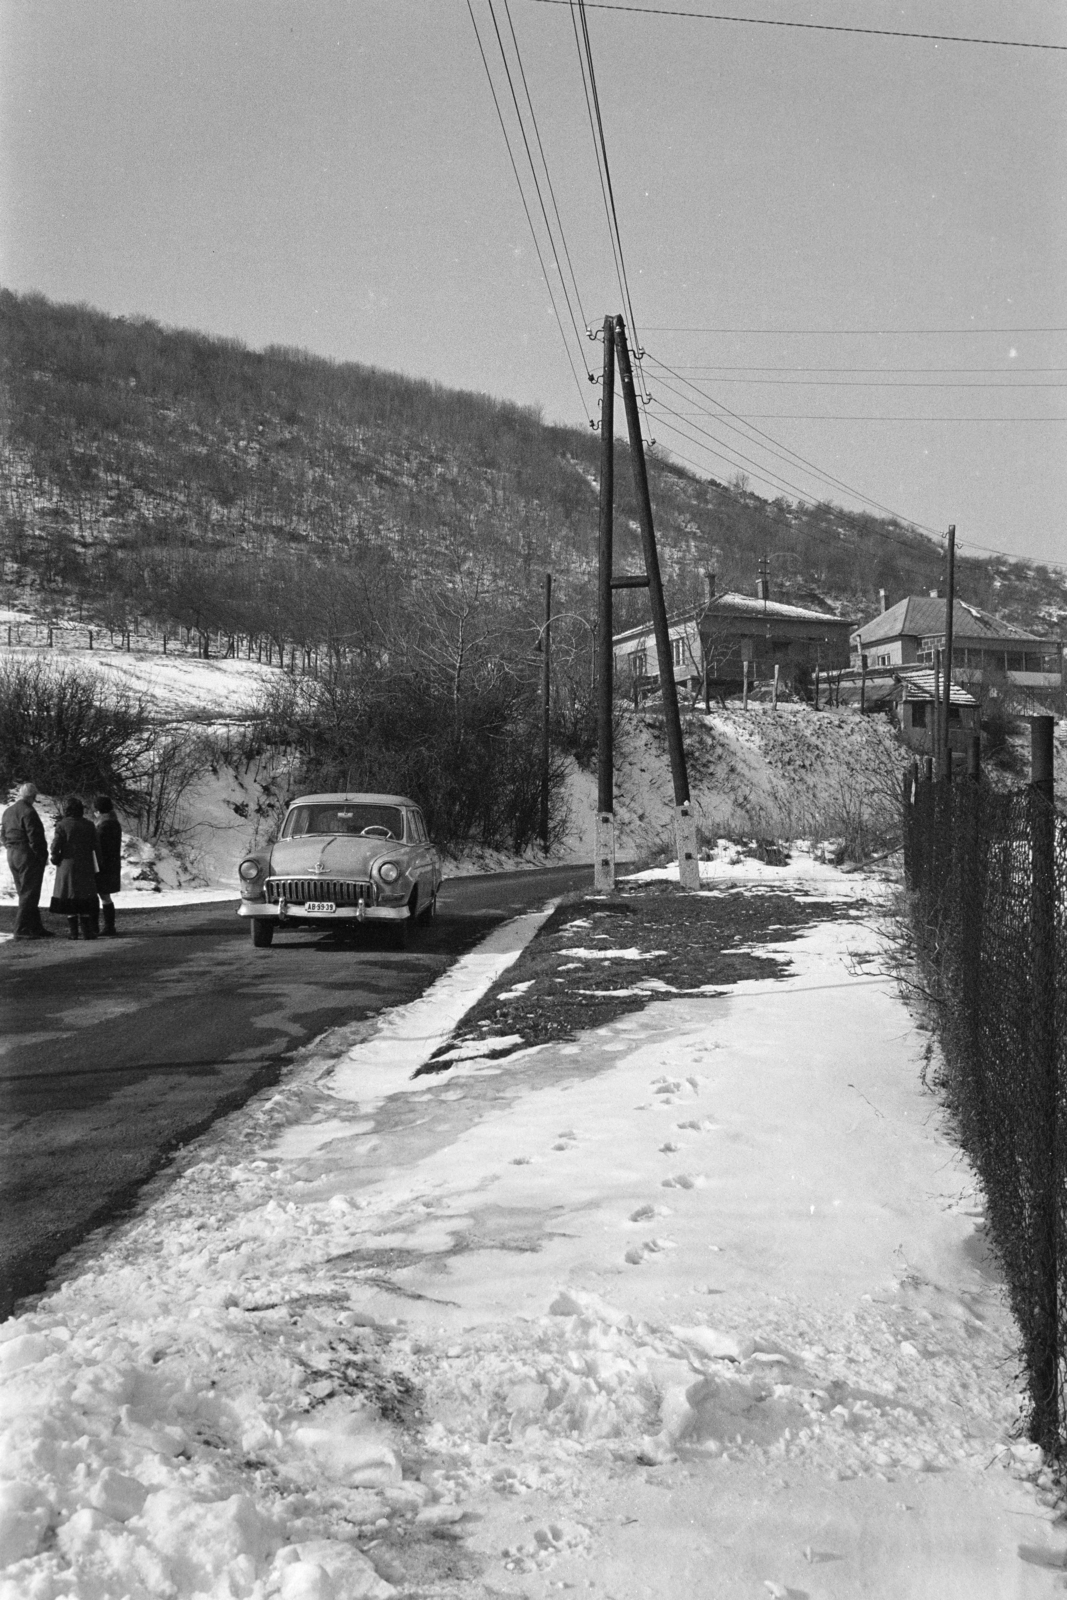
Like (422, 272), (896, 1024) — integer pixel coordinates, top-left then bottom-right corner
(567, 2), (629, 337)
(646, 353), (940, 531)
(570, 0), (651, 405)
(643, 325), (1067, 336)
(668, 413), (1067, 423)
(532, 0), (1067, 52)
(650, 402), (821, 502)
(671, 365), (1067, 376)
(665, 376), (1067, 389)
(466, 0), (595, 420)
(499, 0), (594, 357)
(651, 379), (1067, 572)
(483, 0), (595, 378)
(650, 380), (872, 507)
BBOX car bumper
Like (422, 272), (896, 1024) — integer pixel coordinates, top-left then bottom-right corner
(236, 901), (410, 923)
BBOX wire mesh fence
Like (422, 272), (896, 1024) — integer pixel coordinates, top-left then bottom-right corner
(903, 768), (1067, 1454)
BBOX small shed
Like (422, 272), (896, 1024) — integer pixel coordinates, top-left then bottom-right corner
(887, 669), (979, 754)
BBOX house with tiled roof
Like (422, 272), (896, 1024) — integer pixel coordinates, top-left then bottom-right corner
(613, 574), (853, 701)
(851, 594), (1062, 709)
(877, 669), (980, 755)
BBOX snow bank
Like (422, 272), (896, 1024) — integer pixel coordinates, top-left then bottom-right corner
(565, 704), (904, 864)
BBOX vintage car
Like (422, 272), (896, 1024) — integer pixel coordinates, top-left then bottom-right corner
(236, 792), (442, 948)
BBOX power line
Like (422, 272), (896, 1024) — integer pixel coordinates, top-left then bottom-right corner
(499, 0), (593, 351)
(570, 1), (652, 406)
(650, 379), (882, 510)
(466, 0), (595, 420)
(532, 0), (1067, 52)
(669, 413), (1067, 423)
(646, 352), (940, 532)
(643, 325), (1067, 336)
(483, 0), (594, 375)
(669, 364), (1067, 375)
(650, 402), (822, 503)
(667, 375), (1067, 389)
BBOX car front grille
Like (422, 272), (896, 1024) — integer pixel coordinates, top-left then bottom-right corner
(265, 878), (378, 906)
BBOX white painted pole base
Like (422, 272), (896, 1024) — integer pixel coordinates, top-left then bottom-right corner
(594, 811), (616, 892)
(676, 805), (700, 890)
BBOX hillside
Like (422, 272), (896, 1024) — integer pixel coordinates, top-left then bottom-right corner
(3, 289), (1065, 662)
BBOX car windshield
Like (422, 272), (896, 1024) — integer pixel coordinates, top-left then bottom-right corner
(283, 804), (405, 840)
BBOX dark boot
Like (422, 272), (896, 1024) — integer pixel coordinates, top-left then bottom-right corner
(68, 917), (80, 940)
(79, 916), (97, 940)
(102, 903), (116, 937)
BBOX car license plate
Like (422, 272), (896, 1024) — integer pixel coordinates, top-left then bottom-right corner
(304, 901), (336, 913)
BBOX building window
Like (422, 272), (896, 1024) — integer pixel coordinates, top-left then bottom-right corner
(631, 651), (646, 678)
(911, 702), (928, 728)
(672, 638), (686, 667)
(1006, 653), (1024, 672)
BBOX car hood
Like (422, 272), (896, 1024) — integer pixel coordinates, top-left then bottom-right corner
(268, 835), (402, 877)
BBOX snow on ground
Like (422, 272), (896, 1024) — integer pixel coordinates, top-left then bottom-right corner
(3, 646), (279, 719)
(564, 706), (904, 865)
(1, 872), (1059, 1599)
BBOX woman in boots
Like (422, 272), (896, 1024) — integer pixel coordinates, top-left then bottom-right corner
(94, 794), (122, 935)
(49, 797), (99, 938)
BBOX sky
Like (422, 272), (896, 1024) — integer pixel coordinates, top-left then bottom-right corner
(1, 0), (1066, 569)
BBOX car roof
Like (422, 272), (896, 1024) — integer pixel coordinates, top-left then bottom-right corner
(285, 793), (420, 809)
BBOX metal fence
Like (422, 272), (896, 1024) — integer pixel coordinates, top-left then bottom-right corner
(903, 760), (1066, 1454)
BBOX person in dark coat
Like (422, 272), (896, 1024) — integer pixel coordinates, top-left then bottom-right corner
(2, 782), (54, 939)
(93, 794), (122, 936)
(49, 797), (99, 939)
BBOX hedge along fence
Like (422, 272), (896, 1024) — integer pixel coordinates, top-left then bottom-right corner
(903, 763), (1067, 1455)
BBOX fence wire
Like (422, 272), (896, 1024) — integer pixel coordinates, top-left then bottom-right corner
(904, 775), (1067, 1454)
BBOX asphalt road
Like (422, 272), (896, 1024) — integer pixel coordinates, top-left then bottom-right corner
(0, 865), (589, 1320)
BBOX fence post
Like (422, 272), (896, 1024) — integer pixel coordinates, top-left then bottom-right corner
(967, 732), (981, 781)
(1028, 715), (1059, 1447)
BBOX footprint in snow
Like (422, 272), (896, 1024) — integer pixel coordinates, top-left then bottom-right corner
(659, 1142), (679, 1154)
(662, 1174), (703, 1190)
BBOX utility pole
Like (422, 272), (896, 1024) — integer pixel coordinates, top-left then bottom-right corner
(932, 646), (942, 781)
(595, 317), (616, 892)
(941, 524), (956, 782)
(614, 316), (700, 890)
(539, 572), (551, 851)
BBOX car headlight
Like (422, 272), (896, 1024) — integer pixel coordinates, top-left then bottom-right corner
(377, 860), (401, 884)
(239, 859), (263, 882)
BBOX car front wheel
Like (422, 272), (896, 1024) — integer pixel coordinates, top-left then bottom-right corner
(250, 918), (275, 948)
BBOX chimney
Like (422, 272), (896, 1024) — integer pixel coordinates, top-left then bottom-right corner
(705, 571), (716, 602)
(929, 588), (939, 599)
(756, 575), (769, 602)
(878, 588), (887, 613)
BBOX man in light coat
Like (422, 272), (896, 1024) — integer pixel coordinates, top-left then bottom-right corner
(2, 782), (54, 939)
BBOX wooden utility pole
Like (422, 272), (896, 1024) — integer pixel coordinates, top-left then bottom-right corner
(613, 316), (700, 889)
(941, 524), (956, 781)
(932, 647), (942, 781)
(539, 572), (552, 851)
(595, 318), (616, 892)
